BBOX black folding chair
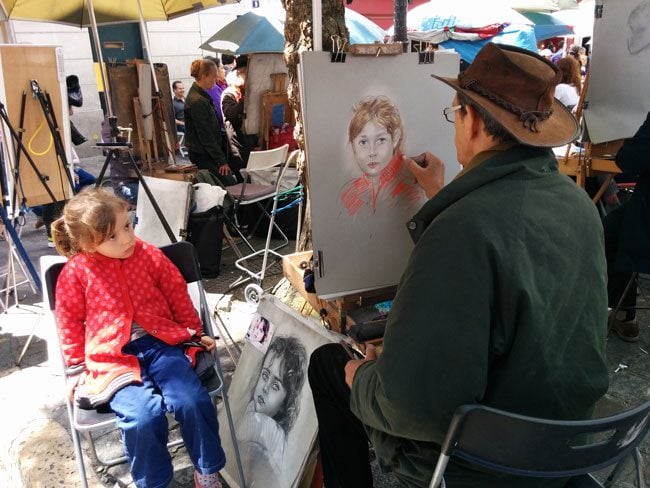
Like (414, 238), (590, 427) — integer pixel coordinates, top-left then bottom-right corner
(42, 241), (246, 488)
(429, 402), (650, 488)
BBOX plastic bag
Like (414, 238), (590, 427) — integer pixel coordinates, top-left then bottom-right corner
(193, 182), (226, 214)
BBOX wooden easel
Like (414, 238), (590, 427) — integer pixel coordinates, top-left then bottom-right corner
(555, 72), (623, 203)
(260, 73), (295, 149)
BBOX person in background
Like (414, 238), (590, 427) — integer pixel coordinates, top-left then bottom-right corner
(221, 53), (236, 75)
(604, 110), (650, 342)
(555, 56), (582, 111)
(204, 56), (230, 159)
(172, 80), (186, 134)
(308, 43), (609, 488)
(184, 59), (235, 186)
(221, 55), (256, 181)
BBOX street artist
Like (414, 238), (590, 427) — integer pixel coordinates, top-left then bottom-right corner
(308, 43), (610, 488)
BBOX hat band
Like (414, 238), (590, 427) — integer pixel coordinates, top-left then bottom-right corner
(461, 78), (553, 133)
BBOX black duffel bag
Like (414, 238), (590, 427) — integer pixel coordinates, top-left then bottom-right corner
(187, 205), (224, 279)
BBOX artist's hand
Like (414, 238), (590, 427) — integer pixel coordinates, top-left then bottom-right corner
(404, 153), (445, 199)
(344, 344), (377, 389)
(200, 335), (216, 353)
(218, 164), (232, 176)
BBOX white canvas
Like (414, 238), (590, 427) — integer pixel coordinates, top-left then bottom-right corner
(584, 0), (650, 143)
(134, 176), (192, 247)
(299, 51), (460, 298)
(219, 296), (335, 488)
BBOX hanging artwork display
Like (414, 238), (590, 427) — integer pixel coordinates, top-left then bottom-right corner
(584, 0), (650, 143)
(219, 295), (335, 488)
(299, 51), (460, 298)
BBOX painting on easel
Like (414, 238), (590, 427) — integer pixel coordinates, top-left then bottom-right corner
(218, 296), (334, 488)
(299, 51), (460, 298)
(584, 0), (650, 143)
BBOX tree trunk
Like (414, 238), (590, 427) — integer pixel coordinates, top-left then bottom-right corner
(282, 0), (348, 251)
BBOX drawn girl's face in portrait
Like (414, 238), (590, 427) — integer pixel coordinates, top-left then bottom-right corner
(253, 353), (286, 418)
(249, 316), (268, 343)
(351, 119), (396, 178)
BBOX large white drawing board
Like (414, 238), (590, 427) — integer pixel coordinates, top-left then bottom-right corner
(584, 0), (650, 143)
(299, 51), (460, 298)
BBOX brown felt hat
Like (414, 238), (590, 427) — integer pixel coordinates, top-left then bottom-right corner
(433, 43), (579, 147)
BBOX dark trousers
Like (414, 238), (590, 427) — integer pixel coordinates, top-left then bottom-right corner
(603, 205), (636, 320)
(308, 343), (373, 488)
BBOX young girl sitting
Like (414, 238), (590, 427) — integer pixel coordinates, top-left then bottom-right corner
(51, 188), (225, 488)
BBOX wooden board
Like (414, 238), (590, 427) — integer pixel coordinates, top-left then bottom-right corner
(107, 62), (175, 163)
(0, 45), (71, 207)
(244, 53), (288, 138)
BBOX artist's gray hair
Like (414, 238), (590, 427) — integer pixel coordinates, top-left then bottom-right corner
(457, 92), (514, 144)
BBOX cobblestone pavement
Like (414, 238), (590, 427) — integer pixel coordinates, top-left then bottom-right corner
(0, 157), (647, 487)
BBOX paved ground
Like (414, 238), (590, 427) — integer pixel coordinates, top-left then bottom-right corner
(0, 156), (647, 487)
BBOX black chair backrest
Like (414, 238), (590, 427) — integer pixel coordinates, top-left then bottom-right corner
(45, 262), (65, 312)
(44, 242), (201, 312)
(443, 402), (650, 478)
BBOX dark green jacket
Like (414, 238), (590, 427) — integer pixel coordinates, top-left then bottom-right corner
(350, 145), (609, 487)
(184, 82), (226, 165)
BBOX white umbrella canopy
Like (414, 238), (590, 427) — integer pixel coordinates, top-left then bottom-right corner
(0, 0), (239, 27)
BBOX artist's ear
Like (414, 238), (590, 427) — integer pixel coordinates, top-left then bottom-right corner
(465, 104), (483, 139)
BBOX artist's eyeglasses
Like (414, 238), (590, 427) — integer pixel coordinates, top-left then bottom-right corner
(443, 105), (463, 123)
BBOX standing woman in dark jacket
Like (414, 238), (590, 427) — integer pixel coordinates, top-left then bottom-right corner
(184, 59), (235, 186)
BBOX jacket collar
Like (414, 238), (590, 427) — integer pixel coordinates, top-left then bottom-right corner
(406, 145), (557, 243)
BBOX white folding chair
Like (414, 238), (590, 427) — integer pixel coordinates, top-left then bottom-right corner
(41, 241), (245, 488)
(225, 144), (291, 255)
(178, 131), (187, 158)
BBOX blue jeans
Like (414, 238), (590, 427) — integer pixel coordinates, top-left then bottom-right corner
(109, 335), (226, 488)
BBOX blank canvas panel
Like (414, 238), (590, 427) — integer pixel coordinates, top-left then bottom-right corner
(0, 45), (71, 207)
(584, 0), (650, 143)
(299, 51), (460, 298)
(134, 176), (192, 247)
(244, 53), (288, 136)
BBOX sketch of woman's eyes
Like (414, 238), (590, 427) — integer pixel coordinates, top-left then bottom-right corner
(271, 379), (282, 391)
(357, 137), (369, 147)
(261, 369), (269, 381)
(376, 136), (388, 145)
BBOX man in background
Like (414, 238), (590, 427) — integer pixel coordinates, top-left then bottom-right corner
(172, 80), (186, 134)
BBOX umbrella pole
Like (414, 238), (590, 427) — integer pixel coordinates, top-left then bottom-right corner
(136, 0), (176, 164)
(312, 0), (322, 51)
(87, 0), (113, 119)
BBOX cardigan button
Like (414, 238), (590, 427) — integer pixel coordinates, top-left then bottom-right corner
(407, 221), (417, 230)
(152, 329), (158, 334)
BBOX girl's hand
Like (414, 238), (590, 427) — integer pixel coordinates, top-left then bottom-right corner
(200, 334), (216, 353)
(66, 373), (85, 401)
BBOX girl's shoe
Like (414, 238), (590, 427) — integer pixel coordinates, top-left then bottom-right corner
(194, 470), (222, 488)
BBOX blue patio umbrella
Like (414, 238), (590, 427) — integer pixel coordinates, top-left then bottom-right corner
(200, 7), (385, 55)
(520, 11), (574, 40)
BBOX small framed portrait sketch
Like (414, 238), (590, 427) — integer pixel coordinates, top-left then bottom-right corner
(219, 296), (335, 488)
